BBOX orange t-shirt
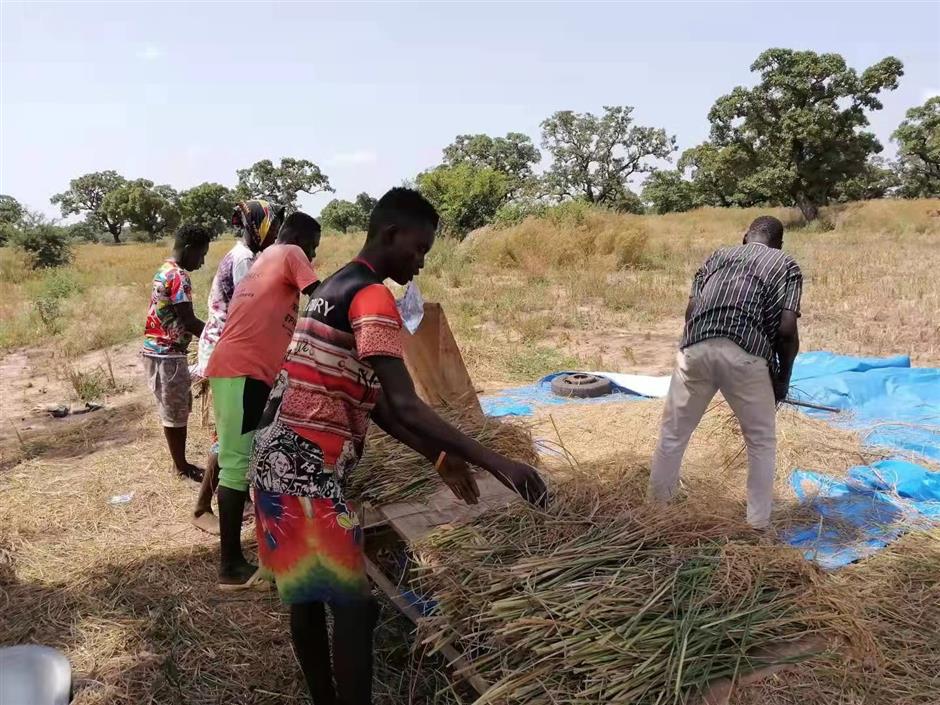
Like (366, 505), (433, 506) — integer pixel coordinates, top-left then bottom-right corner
(205, 244), (318, 385)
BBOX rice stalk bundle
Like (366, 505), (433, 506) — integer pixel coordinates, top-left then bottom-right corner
(412, 481), (857, 705)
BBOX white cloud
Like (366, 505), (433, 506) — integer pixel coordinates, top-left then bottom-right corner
(136, 45), (163, 61)
(327, 149), (377, 166)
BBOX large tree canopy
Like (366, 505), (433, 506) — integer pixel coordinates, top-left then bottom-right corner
(50, 170), (128, 242)
(101, 180), (180, 240)
(540, 106), (675, 207)
(180, 182), (235, 236)
(893, 96), (940, 198)
(707, 48), (903, 220)
(235, 158), (333, 211)
(443, 132), (540, 196)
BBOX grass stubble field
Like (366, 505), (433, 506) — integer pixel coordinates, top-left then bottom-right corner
(1, 199), (939, 704)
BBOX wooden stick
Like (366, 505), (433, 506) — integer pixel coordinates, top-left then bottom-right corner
(363, 557), (492, 695)
(783, 398), (840, 413)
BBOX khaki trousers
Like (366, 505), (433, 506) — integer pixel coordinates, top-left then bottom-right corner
(649, 337), (777, 528)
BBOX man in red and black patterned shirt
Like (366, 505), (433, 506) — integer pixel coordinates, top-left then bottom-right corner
(249, 188), (546, 705)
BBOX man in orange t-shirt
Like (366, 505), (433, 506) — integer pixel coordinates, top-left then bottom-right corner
(206, 211), (321, 588)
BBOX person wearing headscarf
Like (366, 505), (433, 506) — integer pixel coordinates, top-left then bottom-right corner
(190, 199), (283, 534)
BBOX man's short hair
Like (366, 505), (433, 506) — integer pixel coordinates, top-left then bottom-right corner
(747, 216), (784, 243)
(367, 188), (439, 241)
(174, 222), (212, 250)
(280, 211), (321, 239)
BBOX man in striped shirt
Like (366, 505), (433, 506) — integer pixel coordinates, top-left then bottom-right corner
(649, 216), (802, 528)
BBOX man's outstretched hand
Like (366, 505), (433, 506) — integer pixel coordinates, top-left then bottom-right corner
(491, 458), (548, 508)
(436, 455), (480, 505)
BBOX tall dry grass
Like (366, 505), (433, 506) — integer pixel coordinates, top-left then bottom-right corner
(2, 199), (938, 380)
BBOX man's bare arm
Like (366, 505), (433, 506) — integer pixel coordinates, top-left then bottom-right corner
(173, 302), (205, 337)
(371, 396), (479, 504)
(773, 310), (800, 402)
(369, 356), (546, 506)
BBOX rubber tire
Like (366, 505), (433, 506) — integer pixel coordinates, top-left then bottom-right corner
(550, 373), (613, 399)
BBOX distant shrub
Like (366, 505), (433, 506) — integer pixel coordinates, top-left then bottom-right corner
(33, 296), (63, 333)
(41, 268), (84, 299)
(10, 223), (74, 269)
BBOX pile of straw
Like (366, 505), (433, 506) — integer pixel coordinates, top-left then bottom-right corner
(348, 408), (538, 505)
(412, 471), (858, 705)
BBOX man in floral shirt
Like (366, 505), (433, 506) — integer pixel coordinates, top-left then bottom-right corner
(142, 223), (212, 481)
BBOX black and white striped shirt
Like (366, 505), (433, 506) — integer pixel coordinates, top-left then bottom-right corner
(681, 243), (802, 366)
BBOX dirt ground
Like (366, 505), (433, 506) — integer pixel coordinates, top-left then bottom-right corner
(0, 342), (146, 468)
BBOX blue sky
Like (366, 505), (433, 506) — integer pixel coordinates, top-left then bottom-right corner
(1, 1), (938, 218)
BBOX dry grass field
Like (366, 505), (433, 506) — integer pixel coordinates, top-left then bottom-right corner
(1, 199), (939, 705)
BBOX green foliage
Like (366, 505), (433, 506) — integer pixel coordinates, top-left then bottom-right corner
(355, 192), (377, 220)
(235, 158), (333, 210)
(417, 164), (510, 237)
(832, 157), (900, 202)
(179, 182), (234, 236)
(50, 170), (128, 242)
(609, 189), (645, 215)
(41, 268), (84, 299)
(67, 220), (106, 243)
(0, 194), (25, 245)
(642, 171), (698, 214)
(320, 199), (363, 233)
(10, 220), (74, 269)
(493, 200), (550, 228)
(707, 48), (904, 220)
(101, 180), (181, 240)
(678, 143), (762, 207)
(0, 195), (24, 226)
(31, 269), (85, 334)
(893, 96), (940, 198)
(443, 132), (540, 197)
(540, 106), (675, 206)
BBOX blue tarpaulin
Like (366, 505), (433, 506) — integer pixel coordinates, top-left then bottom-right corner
(482, 351), (940, 569)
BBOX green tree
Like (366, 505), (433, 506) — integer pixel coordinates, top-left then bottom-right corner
(355, 192), (377, 222)
(235, 158), (333, 211)
(832, 157), (900, 202)
(101, 180), (181, 241)
(641, 171), (698, 214)
(443, 132), (541, 197)
(707, 49), (903, 220)
(0, 194), (25, 245)
(416, 164), (509, 237)
(67, 220), (107, 243)
(51, 170), (128, 242)
(180, 182), (235, 236)
(540, 106), (675, 207)
(320, 199), (362, 233)
(677, 143), (763, 207)
(893, 96), (940, 198)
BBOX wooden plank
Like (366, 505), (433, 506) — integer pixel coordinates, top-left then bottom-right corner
(379, 472), (520, 544)
(401, 304), (484, 420)
(364, 557), (492, 695)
